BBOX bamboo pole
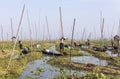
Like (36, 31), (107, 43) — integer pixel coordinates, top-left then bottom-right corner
(27, 11), (32, 48)
(59, 7), (64, 38)
(43, 24), (45, 41)
(111, 23), (115, 38)
(45, 16), (50, 41)
(100, 18), (104, 46)
(117, 19), (120, 36)
(81, 28), (86, 41)
(100, 11), (104, 46)
(35, 23), (37, 41)
(21, 27), (22, 40)
(10, 18), (14, 42)
(1, 25), (3, 41)
(38, 11), (41, 40)
(1, 25), (4, 51)
(70, 18), (76, 73)
(7, 4), (25, 69)
(101, 18), (104, 41)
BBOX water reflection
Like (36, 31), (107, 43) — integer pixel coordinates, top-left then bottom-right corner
(106, 50), (118, 57)
(71, 56), (107, 66)
(20, 56), (85, 79)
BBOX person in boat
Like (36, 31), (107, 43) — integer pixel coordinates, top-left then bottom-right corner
(60, 37), (65, 54)
(19, 40), (23, 49)
(22, 47), (31, 54)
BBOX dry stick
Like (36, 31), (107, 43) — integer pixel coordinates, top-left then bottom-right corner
(7, 5), (25, 69)
(27, 11), (32, 48)
(11, 18), (14, 42)
(45, 16), (50, 42)
(59, 7), (64, 38)
(70, 18), (76, 74)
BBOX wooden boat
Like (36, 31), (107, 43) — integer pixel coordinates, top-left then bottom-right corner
(92, 46), (107, 52)
(41, 49), (63, 56)
(106, 46), (114, 50)
(41, 46), (64, 56)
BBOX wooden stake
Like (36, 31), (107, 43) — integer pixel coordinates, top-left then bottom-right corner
(10, 18), (14, 42)
(59, 7), (64, 38)
(70, 18), (76, 73)
(1, 25), (3, 41)
(43, 24), (45, 41)
(45, 16), (50, 41)
(27, 11), (32, 48)
(35, 23), (37, 41)
(7, 4), (25, 69)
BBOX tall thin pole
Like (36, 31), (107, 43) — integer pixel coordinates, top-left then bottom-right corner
(70, 18), (76, 73)
(101, 18), (104, 40)
(38, 11), (41, 40)
(101, 18), (104, 46)
(59, 7), (64, 38)
(35, 23), (37, 41)
(21, 27), (22, 40)
(111, 23), (115, 38)
(81, 28), (86, 41)
(1, 25), (3, 41)
(45, 16), (50, 41)
(43, 24), (45, 41)
(100, 11), (102, 39)
(27, 11), (32, 48)
(117, 19), (120, 36)
(11, 18), (14, 42)
(7, 4), (25, 69)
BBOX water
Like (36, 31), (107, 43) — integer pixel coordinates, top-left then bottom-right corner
(71, 56), (108, 66)
(106, 50), (118, 57)
(20, 56), (85, 79)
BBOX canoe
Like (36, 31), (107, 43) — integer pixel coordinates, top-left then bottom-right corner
(41, 46), (63, 56)
(41, 49), (63, 56)
(92, 46), (107, 52)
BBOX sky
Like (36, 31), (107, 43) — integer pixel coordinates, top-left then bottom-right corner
(0, 0), (120, 40)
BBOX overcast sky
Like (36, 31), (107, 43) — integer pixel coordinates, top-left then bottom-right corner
(0, 0), (120, 40)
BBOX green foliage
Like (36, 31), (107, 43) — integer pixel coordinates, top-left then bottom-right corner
(85, 68), (107, 79)
(60, 68), (67, 79)
(36, 68), (45, 73)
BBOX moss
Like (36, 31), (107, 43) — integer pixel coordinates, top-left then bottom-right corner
(0, 51), (42, 79)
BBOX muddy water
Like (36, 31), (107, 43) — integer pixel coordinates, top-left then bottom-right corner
(71, 56), (107, 66)
(20, 56), (85, 79)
